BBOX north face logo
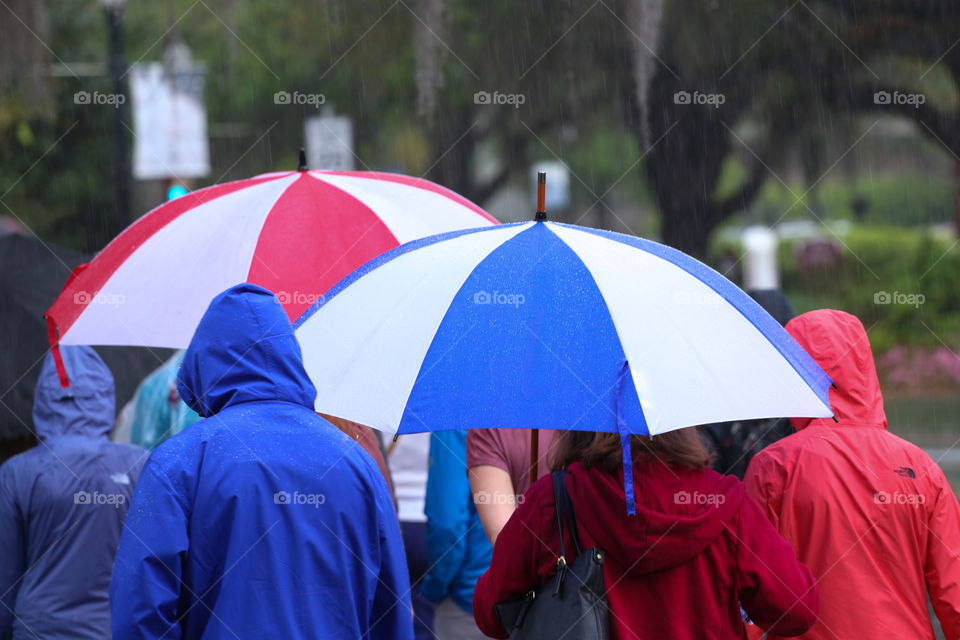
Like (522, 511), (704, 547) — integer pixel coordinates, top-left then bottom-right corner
(894, 467), (916, 479)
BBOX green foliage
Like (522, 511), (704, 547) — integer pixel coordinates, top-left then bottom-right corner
(2, 0), (959, 259)
(0, 87), (120, 252)
(819, 175), (955, 227)
(4, 0), (647, 251)
(713, 225), (960, 352)
(2, 0), (424, 251)
(725, 171), (956, 228)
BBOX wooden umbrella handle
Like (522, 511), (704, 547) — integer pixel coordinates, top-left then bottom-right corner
(529, 429), (540, 486)
(535, 172), (546, 221)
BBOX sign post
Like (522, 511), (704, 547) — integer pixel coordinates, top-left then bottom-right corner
(130, 42), (210, 182)
(304, 114), (354, 171)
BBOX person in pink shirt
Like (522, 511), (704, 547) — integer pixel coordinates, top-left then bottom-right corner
(466, 428), (559, 544)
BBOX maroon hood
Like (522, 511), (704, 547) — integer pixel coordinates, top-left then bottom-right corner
(564, 458), (744, 574)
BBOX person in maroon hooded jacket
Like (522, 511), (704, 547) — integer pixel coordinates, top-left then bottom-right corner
(473, 427), (820, 639)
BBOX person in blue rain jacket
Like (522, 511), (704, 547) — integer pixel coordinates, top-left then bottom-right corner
(421, 430), (493, 638)
(125, 350), (200, 450)
(110, 283), (412, 640)
(0, 346), (146, 640)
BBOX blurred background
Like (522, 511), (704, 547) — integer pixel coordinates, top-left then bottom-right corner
(1, 0), (958, 483)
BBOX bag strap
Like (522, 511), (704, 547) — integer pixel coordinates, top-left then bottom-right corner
(552, 471), (567, 562)
(552, 470), (583, 557)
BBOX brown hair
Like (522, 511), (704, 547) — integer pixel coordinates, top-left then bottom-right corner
(549, 428), (712, 474)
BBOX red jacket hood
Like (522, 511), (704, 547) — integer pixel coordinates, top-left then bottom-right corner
(785, 309), (887, 431)
(564, 459), (744, 574)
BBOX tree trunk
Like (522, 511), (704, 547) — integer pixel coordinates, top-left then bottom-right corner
(0, 0), (51, 113)
(425, 106), (475, 199)
(642, 70), (731, 258)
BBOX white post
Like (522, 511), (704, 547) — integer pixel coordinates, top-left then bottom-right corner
(742, 226), (779, 290)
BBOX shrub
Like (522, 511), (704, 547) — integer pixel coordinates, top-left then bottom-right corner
(710, 224), (960, 354)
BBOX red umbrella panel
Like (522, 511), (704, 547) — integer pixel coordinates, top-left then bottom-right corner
(46, 169), (497, 384)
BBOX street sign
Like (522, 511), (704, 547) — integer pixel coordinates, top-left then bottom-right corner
(304, 115), (354, 171)
(130, 62), (210, 180)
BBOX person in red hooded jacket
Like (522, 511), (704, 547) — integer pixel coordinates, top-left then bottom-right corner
(745, 309), (960, 640)
(473, 427), (820, 639)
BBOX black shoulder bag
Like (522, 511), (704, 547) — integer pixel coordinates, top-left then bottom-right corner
(493, 469), (610, 640)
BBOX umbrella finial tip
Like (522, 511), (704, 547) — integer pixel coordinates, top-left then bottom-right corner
(535, 171), (547, 221)
(298, 148), (308, 171)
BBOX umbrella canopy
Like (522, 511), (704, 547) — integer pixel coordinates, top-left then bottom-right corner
(293, 220), (833, 512)
(0, 234), (171, 448)
(46, 169), (497, 354)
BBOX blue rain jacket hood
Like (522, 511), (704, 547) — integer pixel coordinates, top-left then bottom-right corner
(177, 282), (317, 417)
(111, 284), (413, 640)
(0, 346), (146, 640)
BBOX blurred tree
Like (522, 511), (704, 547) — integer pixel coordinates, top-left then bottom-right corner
(621, 0), (798, 257)
(0, 0), (51, 113)
(630, 0), (960, 255)
(812, 0), (960, 233)
(2, 0), (958, 255)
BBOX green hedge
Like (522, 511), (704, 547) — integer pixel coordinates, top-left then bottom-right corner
(729, 173), (955, 228)
(817, 175), (955, 227)
(712, 225), (960, 353)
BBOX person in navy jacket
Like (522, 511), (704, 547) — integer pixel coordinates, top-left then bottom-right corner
(0, 347), (145, 640)
(110, 283), (412, 639)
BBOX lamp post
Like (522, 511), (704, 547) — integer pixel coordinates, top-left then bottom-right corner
(102, 0), (131, 230)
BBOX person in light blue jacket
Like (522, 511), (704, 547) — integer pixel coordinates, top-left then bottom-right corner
(110, 283), (412, 640)
(421, 430), (493, 639)
(126, 350), (200, 450)
(0, 346), (146, 640)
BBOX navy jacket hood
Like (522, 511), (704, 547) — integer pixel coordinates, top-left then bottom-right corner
(177, 283), (317, 417)
(33, 345), (115, 441)
(3, 347), (144, 640)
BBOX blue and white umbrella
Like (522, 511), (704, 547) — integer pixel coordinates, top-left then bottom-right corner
(294, 220), (833, 511)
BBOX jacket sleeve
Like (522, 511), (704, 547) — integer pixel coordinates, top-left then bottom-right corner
(420, 431), (469, 603)
(472, 478), (548, 639)
(110, 462), (190, 640)
(743, 450), (783, 530)
(736, 493), (820, 636)
(0, 463), (25, 640)
(924, 468), (960, 640)
(368, 464), (414, 640)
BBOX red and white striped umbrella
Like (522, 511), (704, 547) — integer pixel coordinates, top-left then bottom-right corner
(46, 169), (497, 356)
